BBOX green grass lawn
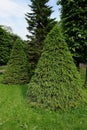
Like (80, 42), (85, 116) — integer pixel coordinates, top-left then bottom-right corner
(0, 73), (87, 130)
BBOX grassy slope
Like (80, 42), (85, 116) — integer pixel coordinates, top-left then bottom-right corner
(0, 74), (87, 130)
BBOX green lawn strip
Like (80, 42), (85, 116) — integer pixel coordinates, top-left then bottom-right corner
(0, 74), (87, 130)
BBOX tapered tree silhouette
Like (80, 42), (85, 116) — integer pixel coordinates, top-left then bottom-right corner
(27, 25), (83, 110)
(3, 38), (29, 84)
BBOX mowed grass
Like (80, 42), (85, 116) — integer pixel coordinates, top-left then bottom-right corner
(0, 73), (87, 130)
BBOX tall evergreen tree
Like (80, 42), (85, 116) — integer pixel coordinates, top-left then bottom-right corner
(27, 25), (83, 110)
(25, 0), (56, 76)
(58, 0), (87, 66)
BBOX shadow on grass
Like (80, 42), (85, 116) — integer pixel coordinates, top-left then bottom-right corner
(0, 73), (29, 99)
(0, 73), (4, 83)
(20, 84), (29, 99)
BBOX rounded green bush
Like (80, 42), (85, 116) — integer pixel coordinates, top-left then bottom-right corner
(0, 27), (13, 65)
(3, 38), (29, 84)
(27, 24), (83, 110)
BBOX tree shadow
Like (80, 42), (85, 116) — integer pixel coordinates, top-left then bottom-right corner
(20, 84), (29, 99)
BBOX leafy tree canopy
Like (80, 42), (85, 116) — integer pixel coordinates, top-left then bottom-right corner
(0, 27), (13, 65)
(57, 0), (87, 66)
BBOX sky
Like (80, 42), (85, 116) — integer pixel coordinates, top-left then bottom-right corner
(0, 0), (60, 40)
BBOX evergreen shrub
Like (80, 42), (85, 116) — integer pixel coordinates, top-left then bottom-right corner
(27, 24), (83, 110)
(3, 38), (29, 84)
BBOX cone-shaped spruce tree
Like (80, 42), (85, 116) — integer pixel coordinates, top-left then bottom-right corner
(27, 24), (83, 110)
(3, 38), (29, 84)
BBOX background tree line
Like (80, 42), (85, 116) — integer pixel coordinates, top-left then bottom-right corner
(0, 26), (25, 65)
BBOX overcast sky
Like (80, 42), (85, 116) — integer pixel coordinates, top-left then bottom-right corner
(0, 0), (60, 40)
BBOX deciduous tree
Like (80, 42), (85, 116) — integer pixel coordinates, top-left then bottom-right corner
(58, 0), (87, 66)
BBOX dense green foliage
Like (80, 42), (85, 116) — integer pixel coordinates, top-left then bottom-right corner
(0, 27), (13, 65)
(58, 0), (87, 66)
(25, 0), (56, 76)
(0, 74), (87, 130)
(3, 38), (29, 84)
(0, 26), (23, 65)
(27, 25), (83, 110)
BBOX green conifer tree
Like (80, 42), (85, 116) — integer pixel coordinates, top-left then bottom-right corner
(3, 38), (29, 84)
(25, 0), (56, 76)
(27, 25), (83, 110)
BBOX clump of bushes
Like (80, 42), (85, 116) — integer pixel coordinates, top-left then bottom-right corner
(27, 24), (83, 110)
(0, 27), (13, 65)
(3, 38), (29, 84)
